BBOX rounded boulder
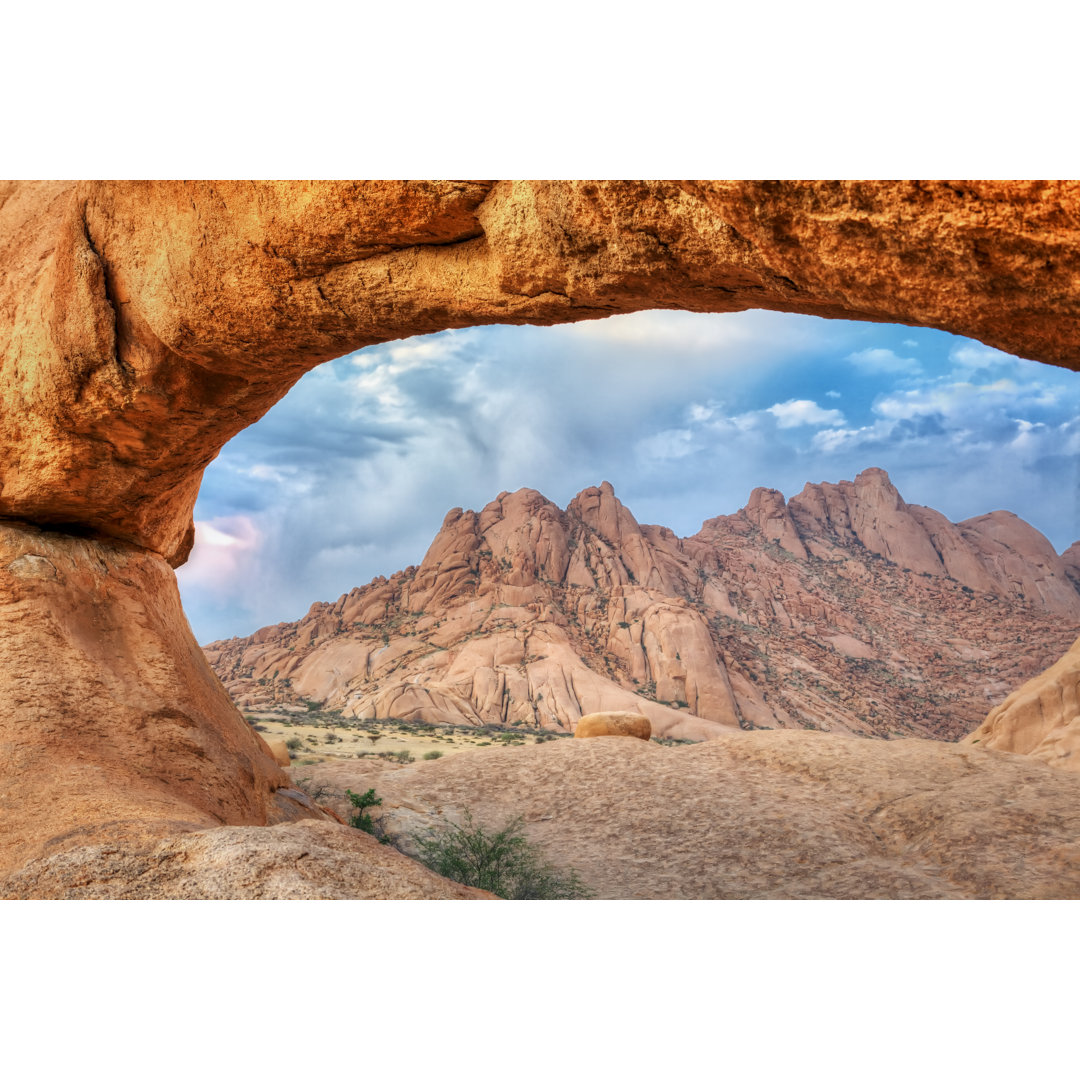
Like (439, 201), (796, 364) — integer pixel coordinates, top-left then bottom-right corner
(265, 738), (293, 768)
(574, 711), (652, 741)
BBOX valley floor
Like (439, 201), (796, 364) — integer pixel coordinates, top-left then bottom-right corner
(287, 730), (1080, 900)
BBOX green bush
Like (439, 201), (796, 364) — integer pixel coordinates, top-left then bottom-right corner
(345, 788), (382, 835)
(285, 736), (304, 751)
(423, 750), (443, 760)
(411, 812), (593, 899)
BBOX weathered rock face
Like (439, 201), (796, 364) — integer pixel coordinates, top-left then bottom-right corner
(964, 634), (1080, 769)
(0, 819), (494, 900)
(5, 179), (1080, 891)
(0, 522), (310, 876)
(209, 471), (1080, 747)
(788, 468), (1080, 617)
(4, 181), (1080, 566)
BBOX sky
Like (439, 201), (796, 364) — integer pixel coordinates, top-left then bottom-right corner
(177, 310), (1080, 644)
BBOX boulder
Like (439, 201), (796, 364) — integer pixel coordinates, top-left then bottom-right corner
(264, 738), (293, 768)
(575, 711), (652, 740)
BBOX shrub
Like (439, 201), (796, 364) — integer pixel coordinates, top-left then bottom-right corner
(411, 812), (593, 899)
(285, 736), (304, 751)
(293, 775), (336, 802)
(345, 788), (384, 837)
(423, 750), (443, 760)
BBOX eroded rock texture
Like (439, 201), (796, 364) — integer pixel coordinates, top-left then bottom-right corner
(0, 523), (309, 875)
(964, 635), (1080, 769)
(3, 181), (1080, 564)
(3, 179), (1080, 893)
(0, 820), (493, 900)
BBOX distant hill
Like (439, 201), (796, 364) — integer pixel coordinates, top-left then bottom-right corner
(206, 468), (1080, 742)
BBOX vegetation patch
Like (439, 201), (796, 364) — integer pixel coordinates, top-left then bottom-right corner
(411, 812), (593, 899)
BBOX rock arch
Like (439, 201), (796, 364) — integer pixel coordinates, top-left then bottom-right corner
(2, 180), (1079, 879)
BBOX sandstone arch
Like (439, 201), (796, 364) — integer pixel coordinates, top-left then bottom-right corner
(2, 180), (1079, 883)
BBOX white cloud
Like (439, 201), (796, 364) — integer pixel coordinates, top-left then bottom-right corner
(874, 379), (1024, 420)
(766, 399), (845, 428)
(811, 419), (895, 453)
(949, 342), (1019, 369)
(637, 428), (696, 462)
(546, 307), (821, 356)
(846, 346), (921, 375)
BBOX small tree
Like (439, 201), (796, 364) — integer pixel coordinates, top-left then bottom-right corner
(345, 788), (382, 835)
(411, 812), (593, 899)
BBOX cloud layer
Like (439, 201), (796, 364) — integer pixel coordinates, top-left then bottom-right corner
(178, 311), (1080, 643)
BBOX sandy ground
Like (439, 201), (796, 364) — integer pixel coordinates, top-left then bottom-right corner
(289, 731), (1080, 899)
(246, 709), (561, 766)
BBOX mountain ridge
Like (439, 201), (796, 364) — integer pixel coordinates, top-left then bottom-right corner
(206, 468), (1080, 743)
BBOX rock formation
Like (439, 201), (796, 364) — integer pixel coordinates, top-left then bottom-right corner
(574, 712), (652, 740)
(963, 635), (1080, 769)
(0, 820), (494, 900)
(4, 179), (1080, 892)
(4, 181), (1080, 566)
(208, 470), (1080, 749)
(0, 522), (304, 876)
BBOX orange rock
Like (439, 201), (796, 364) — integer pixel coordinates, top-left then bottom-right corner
(964, 634), (1080, 772)
(3, 181), (1080, 563)
(574, 712), (652, 740)
(264, 738), (293, 768)
(0, 522), (317, 878)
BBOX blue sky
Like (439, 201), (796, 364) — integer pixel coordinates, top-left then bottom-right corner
(177, 310), (1080, 644)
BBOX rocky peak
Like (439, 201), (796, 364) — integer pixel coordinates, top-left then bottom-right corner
(956, 512), (1080, 618)
(1061, 542), (1080, 593)
(741, 487), (808, 560)
(567, 481), (641, 545)
(209, 470), (1080, 749)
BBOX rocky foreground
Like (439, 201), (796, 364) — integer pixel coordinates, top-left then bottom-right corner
(209, 468), (1080, 751)
(7, 729), (1078, 899)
